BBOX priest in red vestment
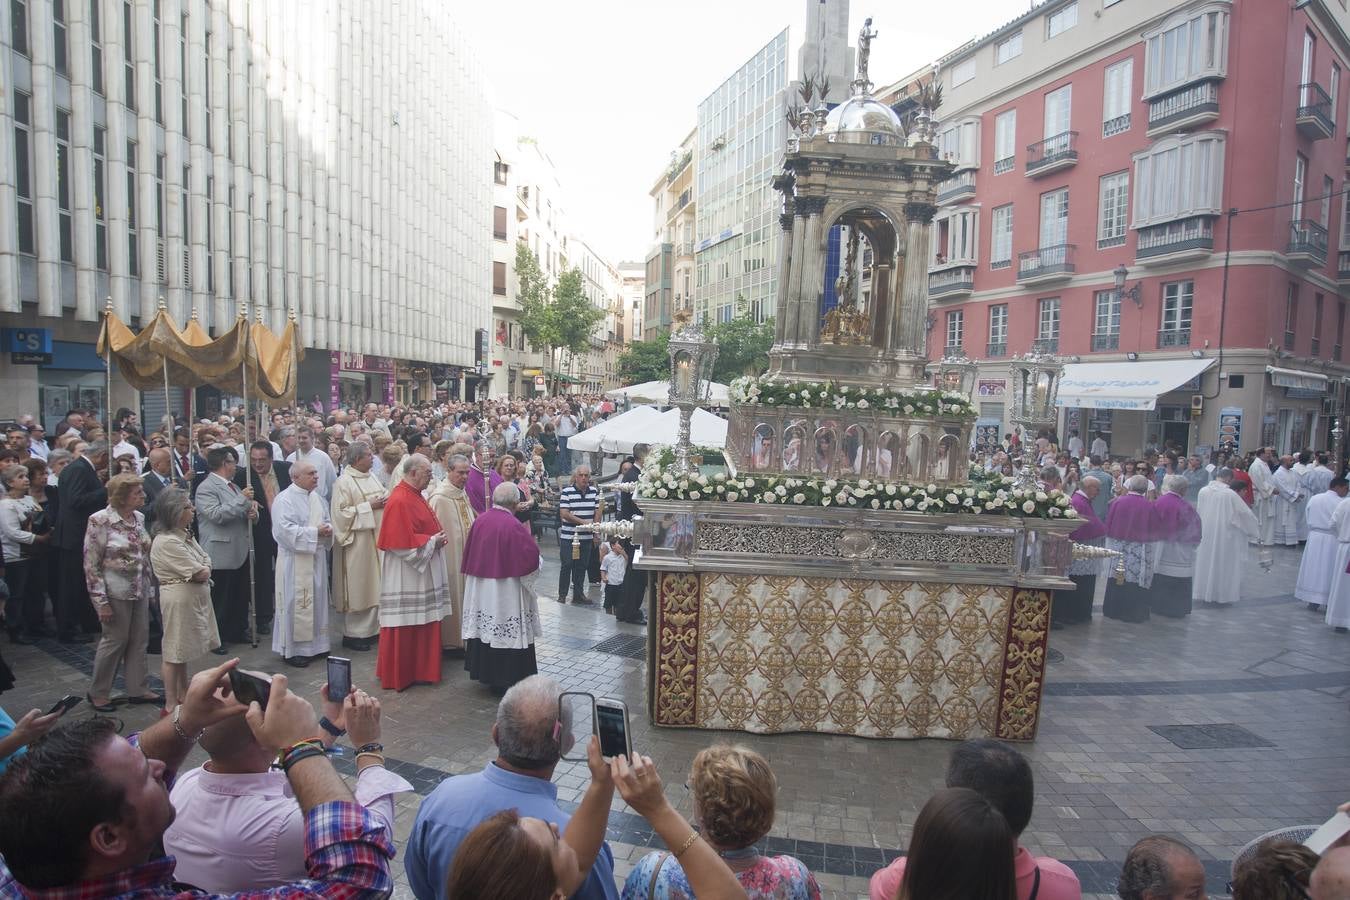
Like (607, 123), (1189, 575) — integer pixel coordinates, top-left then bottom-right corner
(375, 455), (449, 691)
(461, 481), (543, 692)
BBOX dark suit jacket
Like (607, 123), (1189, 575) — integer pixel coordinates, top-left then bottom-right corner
(54, 457), (108, 551)
(142, 469), (180, 510)
(234, 461), (291, 556)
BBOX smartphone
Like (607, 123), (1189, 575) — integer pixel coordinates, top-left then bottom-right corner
(46, 695), (81, 716)
(1306, 811), (1350, 855)
(228, 668), (272, 711)
(327, 656), (352, 700)
(595, 697), (632, 761)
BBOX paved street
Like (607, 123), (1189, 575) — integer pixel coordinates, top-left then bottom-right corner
(2, 541), (1344, 899)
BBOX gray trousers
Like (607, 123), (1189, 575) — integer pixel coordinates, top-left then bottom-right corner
(90, 592), (150, 699)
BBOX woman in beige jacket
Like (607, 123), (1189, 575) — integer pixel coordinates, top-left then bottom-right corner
(148, 486), (219, 714)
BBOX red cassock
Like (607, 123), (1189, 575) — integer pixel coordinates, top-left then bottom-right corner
(374, 480), (444, 691)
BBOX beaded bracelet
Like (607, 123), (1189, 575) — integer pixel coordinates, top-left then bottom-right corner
(281, 745), (327, 773)
(673, 831), (701, 859)
(355, 751), (386, 766)
(278, 738), (325, 769)
(354, 741), (384, 755)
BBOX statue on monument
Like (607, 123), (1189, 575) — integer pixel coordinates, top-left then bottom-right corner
(821, 229), (870, 346)
(856, 17), (877, 87)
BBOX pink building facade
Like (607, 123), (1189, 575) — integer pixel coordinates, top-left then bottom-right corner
(893, 0), (1350, 459)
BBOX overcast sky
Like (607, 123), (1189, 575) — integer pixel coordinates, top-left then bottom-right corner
(450, 1), (1024, 265)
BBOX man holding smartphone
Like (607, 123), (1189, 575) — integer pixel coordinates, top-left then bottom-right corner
(0, 660), (398, 896)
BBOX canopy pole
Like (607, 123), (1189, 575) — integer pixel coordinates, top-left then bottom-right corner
(103, 298), (115, 480)
(240, 307), (258, 649)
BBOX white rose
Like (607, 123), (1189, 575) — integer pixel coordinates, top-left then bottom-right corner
(657, 488), (669, 498)
(1035, 491), (1048, 502)
(726, 491), (740, 502)
(904, 498), (915, 508)
(776, 485), (787, 496)
(858, 479), (871, 490)
(836, 492), (848, 504)
(743, 478), (755, 488)
(689, 490), (701, 500)
(927, 484), (938, 493)
(985, 501), (997, 510)
(900, 485), (911, 495)
(978, 490), (990, 500)
(946, 493), (959, 504)
(1022, 500), (1037, 513)
(822, 497), (832, 506)
(696, 474), (709, 486)
(793, 492), (806, 504)
(886, 484), (897, 496)
(716, 485), (726, 494)
(762, 491), (776, 503)
(1065, 508), (1079, 518)
(903, 404), (915, 414)
(788, 392), (797, 399)
(1048, 507), (1061, 517)
(870, 499), (880, 509)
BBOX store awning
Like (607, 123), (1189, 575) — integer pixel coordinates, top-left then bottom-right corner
(548, 372), (580, 385)
(1266, 366), (1329, 392)
(1056, 358), (1215, 411)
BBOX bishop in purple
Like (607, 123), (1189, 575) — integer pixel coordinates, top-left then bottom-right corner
(1102, 474), (1158, 623)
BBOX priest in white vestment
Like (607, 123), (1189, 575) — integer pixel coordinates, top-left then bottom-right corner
(428, 453), (473, 652)
(1292, 454), (1312, 542)
(1304, 456), (1335, 497)
(271, 461), (334, 666)
(285, 425), (338, 503)
(1272, 455), (1304, 546)
(1249, 450), (1277, 545)
(331, 442), (387, 652)
(1193, 469), (1261, 606)
(1295, 477), (1348, 610)
(1323, 492), (1350, 632)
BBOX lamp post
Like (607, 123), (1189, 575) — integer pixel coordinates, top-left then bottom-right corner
(1009, 349), (1064, 488)
(932, 347), (979, 399)
(667, 311), (718, 478)
(1113, 263), (1142, 308)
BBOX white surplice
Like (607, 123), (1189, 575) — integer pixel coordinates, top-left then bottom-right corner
(1193, 481), (1260, 605)
(1292, 462), (1311, 542)
(462, 558), (544, 650)
(1271, 465), (1303, 546)
(271, 484), (334, 658)
(1249, 457), (1276, 544)
(1295, 490), (1342, 607)
(1324, 495), (1350, 628)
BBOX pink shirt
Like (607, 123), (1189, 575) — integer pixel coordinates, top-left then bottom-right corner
(868, 846), (1081, 900)
(163, 762), (411, 893)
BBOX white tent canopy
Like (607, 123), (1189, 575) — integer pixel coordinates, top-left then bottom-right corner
(567, 405), (663, 453)
(599, 407), (728, 454)
(604, 379), (731, 407)
(1055, 358), (1216, 411)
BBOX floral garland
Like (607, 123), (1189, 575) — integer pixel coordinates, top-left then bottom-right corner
(635, 454), (1076, 519)
(728, 375), (977, 418)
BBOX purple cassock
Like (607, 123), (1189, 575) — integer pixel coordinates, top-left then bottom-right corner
(1104, 491), (1155, 542)
(1102, 491), (1157, 622)
(461, 507), (540, 579)
(465, 466), (503, 517)
(1153, 490), (1202, 545)
(1069, 491), (1105, 542)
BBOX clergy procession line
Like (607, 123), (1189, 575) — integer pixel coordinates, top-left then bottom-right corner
(0, 395), (644, 719)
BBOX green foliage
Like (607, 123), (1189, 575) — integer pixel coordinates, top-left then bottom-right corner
(515, 246), (605, 389)
(617, 331), (671, 384)
(515, 243), (557, 359)
(552, 267), (606, 360)
(708, 314), (774, 383)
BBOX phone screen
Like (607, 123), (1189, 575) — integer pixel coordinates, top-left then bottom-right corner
(327, 656), (352, 699)
(47, 695), (81, 716)
(596, 703), (629, 759)
(228, 669), (272, 710)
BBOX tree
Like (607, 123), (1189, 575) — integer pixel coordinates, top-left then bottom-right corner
(617, 331), (671, 384)
(552, 267), (606, 378)
(709, 314), (774, 383)
(515, 243), (559, 379)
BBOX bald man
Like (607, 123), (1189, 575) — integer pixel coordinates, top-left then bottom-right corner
(271, 461), (334, 667)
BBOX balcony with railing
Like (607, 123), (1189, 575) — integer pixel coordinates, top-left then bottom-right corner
(1157, 328), (1191, 348)
(1025, 131), (1078, 177)
(986, 341), (1007, 358)
(1286, 219), (1328, 267)
(1033, 337), (1059, 354)
(1091, 332), (1120, 352)
(1338, 250), (1350, 285)
(1017, 243), (1075, 285)
(928, 263), (976, 298)
(675, 241), (694, 259)
(1147, 80), (1220, 136)
(1296, 82), (1335, 140)
(1102, 113), (1131, 138)
(993, 156), (1015, 175)
(1135, 215), (1216, 265)
(936, 170), (977, 204)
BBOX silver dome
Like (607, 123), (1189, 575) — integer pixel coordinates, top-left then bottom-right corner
(821, 95), (905, 144)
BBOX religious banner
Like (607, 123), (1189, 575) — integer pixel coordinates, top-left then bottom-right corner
(978, 380), (1006, 397)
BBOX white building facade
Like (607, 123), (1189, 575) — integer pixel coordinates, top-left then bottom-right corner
(0, 0), (493, 421)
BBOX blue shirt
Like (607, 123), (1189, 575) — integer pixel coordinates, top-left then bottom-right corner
(404, 761), (618, 900)
(0, 708), (24, 775)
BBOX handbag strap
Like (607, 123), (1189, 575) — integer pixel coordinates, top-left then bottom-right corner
(647, 851), (671, 897)
(1028, 865), (1041, 900)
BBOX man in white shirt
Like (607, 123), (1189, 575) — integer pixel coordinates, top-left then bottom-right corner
(285, 425), (337, 503)
(1090, 431), (1109, 459)
(1067, 430), (1083, 459)
(111, 425), (142, 472)
(554, 408), (578, 474)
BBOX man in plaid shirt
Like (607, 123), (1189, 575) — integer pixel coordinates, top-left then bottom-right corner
(0, 659), (394, 898)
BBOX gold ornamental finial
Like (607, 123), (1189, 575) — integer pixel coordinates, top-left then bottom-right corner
(238, 302), (249, 320)
(672, 306), (692, 327)
(104, 296), (114, 315)
(190, 306), (199, 321)
(288, 308), (297, 322)
(157, 296), (167, 311)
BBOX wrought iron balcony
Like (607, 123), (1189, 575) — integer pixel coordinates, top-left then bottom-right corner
(1016, 243), (1075, 284)
(1338, 250), (1350, 284)
(993, 156), (1015, 175)
(1025, 131), (1078, 177)
(1286, 219), (1328, 267)
(1135, 215), (1216, 265)
(928, 263), (977, 298)
(1297, 82), (1335, 140)
(936, 170), (977, 204)
(1147, 80), (1220, 136)
(1032, 337), (1059, 354)
(1157, 328), (1191, 348)
(1102, 113), (1131, 138)
(986, 341), (1007, 358)
(1091, 332), (1120, 352)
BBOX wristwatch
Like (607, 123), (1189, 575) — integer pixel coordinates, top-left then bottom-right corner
(171, 704), (207, 744)
(318, 716), (346, 739)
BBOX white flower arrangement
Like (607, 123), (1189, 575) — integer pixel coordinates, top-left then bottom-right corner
(728, 376), (977, 418)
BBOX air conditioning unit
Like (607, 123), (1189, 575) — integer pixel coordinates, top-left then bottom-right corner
(1191, 394), (1204, 418)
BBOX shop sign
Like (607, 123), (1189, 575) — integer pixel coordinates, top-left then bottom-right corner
(534, 375), (546, 388)
(977, 380), (1006, 397)
(1217, 407), (1242, 451)
(4, 327), (52, 365)
(338, 352), (394, 375)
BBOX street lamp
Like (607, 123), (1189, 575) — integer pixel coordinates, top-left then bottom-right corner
(1009, 350), (1063, 488)
(667, 311), (719, 477)
(933, 347), (979, 399)
(1113, 264), (1142, 308)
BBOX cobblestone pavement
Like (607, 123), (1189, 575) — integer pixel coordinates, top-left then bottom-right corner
(2, 541), (1344, 899)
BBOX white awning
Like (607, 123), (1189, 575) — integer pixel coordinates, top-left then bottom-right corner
(1266, 366), (1329, 392)
(1055, 358), (1215, 411)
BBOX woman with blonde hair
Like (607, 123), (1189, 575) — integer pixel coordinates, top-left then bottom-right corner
(84, 473), (160, 712)
(148, 487), (219, 714)
(622, 744), (820, 898)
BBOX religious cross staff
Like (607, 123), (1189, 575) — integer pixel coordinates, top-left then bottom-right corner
(571, 518), (640, 562)
(1071, 542), (1125, 585)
